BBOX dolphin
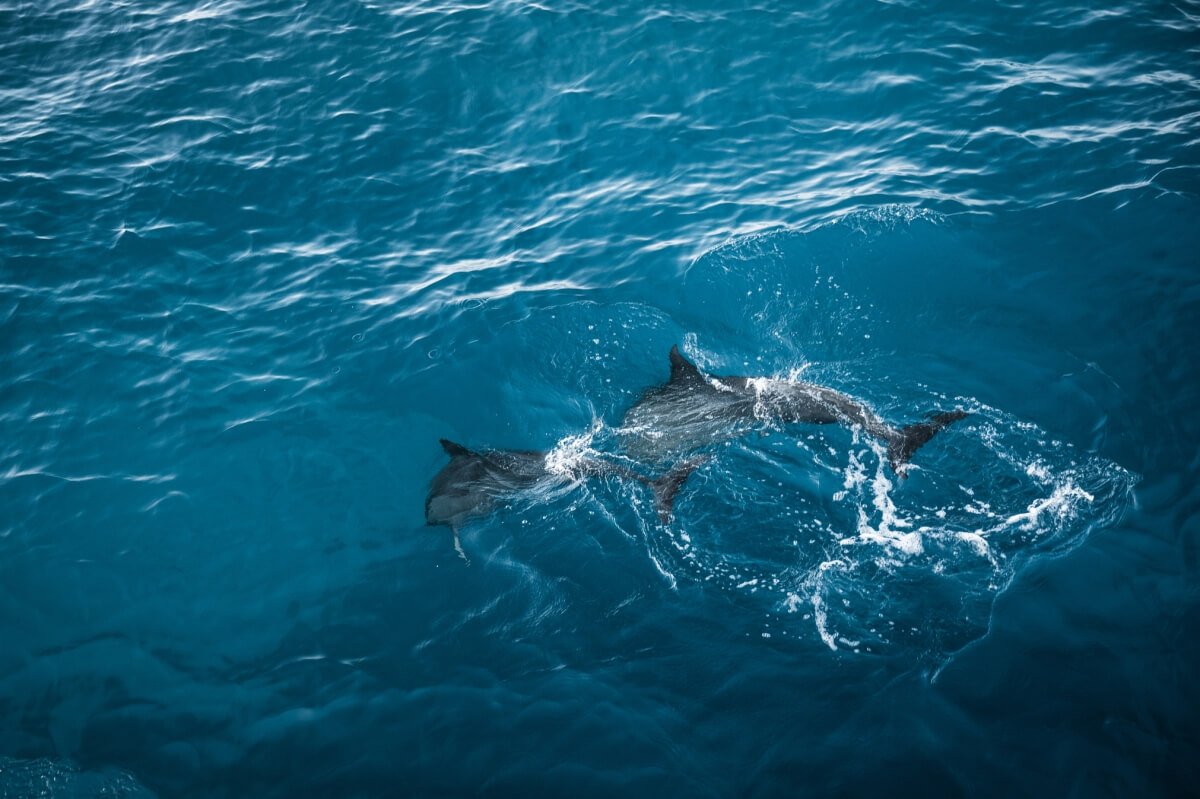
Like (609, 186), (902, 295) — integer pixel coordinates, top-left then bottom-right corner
(426, 438), (705, 562)
(620, 346), (968, 476)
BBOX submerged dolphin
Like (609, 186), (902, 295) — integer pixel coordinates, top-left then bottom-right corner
(621, 346), (968, 476)
(426, 439), (704, 562)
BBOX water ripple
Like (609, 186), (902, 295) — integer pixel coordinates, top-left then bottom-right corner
(2, 0), (1199, 795)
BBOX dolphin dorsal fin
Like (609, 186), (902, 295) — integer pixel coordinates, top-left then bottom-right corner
(439, 439), (471, 457)
(668, 345), (705, 386)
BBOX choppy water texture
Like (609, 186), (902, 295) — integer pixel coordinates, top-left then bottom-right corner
(2, 0), (1199, 796)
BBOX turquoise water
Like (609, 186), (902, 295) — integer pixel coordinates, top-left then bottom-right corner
(2, 0), (1198, 795)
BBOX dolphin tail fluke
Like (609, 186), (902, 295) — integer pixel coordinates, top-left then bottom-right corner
(887, 410), (969, 477)
(651, 456), (710, 523)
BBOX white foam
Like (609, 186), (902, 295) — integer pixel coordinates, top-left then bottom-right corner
(646, 547), (678, 590)
(1025, 460), (1052, 482)
(544, 420), (602, 477)
(805, 559), (847, 651)
(956, 531), (992, 560)
(1004, 482), (1094, 531)
(813, 590), (837, 650)
(843, 439), (922, 555)
(843, 447), (868, 493)
(741, 376), (791, 420)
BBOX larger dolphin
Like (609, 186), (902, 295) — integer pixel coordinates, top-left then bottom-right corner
(620, 346), (968, 476)
(426, 439), (705, 562)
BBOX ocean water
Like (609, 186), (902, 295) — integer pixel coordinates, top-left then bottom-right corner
(2, 0), (1198, 796)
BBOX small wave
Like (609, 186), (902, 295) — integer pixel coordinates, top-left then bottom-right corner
(649, 401), (1137, 661)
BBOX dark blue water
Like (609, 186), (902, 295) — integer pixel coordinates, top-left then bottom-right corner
(2, 0), (1198, 796)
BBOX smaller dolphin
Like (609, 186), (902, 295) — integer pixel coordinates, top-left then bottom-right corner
(426, 439), (704, 562)
(621, 346), (968, 476)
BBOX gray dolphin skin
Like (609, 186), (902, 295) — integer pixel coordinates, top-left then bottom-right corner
(425, 438), (704, 562)
(621, 346), (968, 476)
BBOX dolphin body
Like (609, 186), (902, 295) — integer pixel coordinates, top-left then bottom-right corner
(620, 346), (968, 476)
(426, 438), (704, 562)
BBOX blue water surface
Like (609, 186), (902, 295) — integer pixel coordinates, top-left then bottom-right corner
(2, 0), (1198, 796)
